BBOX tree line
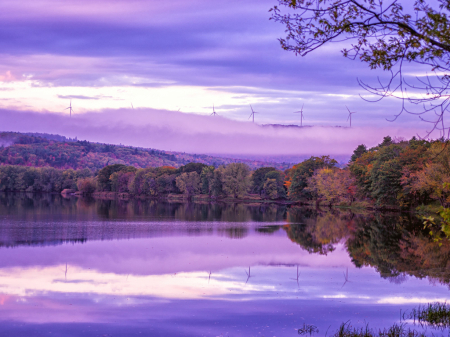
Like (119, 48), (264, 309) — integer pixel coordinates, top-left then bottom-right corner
(1, 136), (449, 210)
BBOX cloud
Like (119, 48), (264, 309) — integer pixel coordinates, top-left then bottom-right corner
(0, 108), (426, 157)
(0, 0), (437, 130)
(58, 95), (102, 100)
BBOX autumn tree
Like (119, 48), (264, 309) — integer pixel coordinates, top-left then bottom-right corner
(349, 137), (430, 207)
(200, 166), (217, 196)
(271, 1), (450, 134)
(263, 170), (287, 199)
(110, 166), (137, 193)
(176, 172), (201, 196)
(77, 177), (97, 194)
(307, 167), (356, 205)
(286, 156), (337, 200)
(407, 141), (450, 207)
(221, 163), (251, 198)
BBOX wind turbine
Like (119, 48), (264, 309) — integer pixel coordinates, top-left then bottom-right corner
(346, 106), (356, 127)
(131, 103), (134, 109)
(249, 105), (259, 123)
(245, 266), (254, 284)
(289, 265), (300, 287)
(211, 104), (219, 116)
(294, 104), (305, 127)
(341, 267), (350, 288)
(65, 100), (74, 117)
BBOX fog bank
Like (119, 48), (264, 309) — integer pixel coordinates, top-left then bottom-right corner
(0, 108), (422, 157)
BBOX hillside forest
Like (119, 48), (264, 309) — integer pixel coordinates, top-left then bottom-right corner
(0, 132), (290, 171)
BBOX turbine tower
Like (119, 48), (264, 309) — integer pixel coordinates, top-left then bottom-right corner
(294, 104), (305, 127)
(211, 104), (219, 116)
(249, 105), (259, 123)
(65, 100), (74, 117)
(346, 106), (356, 127)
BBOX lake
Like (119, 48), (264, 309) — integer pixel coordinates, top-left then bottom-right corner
(0, 193), (449, 336)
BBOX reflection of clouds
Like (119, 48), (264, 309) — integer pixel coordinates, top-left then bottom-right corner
(0, 266), (259, 299)
(322, 294), (348, 299)
(378, 297), (450, 305)
(0, 264), (450, 326)
(0, 235), (354, 275)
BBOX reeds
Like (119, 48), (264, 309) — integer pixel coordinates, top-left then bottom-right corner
(298, 323), (319, 335)
(405, 302), (450, 329)
(331, 322), (425, 337)
(299, 303), (450, 337)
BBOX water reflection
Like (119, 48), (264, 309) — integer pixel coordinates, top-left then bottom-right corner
(0, 193), (450, 336)
(0, 192), (288, 223)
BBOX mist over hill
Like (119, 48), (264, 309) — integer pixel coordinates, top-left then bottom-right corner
(0, 132), (293, 171)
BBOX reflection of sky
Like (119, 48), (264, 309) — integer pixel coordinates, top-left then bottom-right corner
(0, 227), (449, 336)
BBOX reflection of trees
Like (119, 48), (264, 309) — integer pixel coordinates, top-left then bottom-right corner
(284, 206), (450, 286)
(284, 223), (335, 254)
(217, 227), (248, 239)
(284, 207), (352, 255)
(347, 214), (450, 286)
(3, 192), (450, 286)
(0, 193), (286, 246)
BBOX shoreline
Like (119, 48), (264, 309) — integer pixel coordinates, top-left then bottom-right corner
(0, 190), (437, 215)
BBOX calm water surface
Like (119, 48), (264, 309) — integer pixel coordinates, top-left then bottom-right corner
(0, 193), (449, 336)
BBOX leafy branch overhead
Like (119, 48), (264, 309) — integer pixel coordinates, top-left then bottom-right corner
(270, 0), (450, 136)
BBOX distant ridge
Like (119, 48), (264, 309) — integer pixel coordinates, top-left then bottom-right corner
(0, 132), (293, 171)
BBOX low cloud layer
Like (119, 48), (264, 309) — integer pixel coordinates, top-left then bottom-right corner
(0, 108), (423, 158)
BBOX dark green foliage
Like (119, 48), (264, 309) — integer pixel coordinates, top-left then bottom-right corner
(251, 167), (276, 194)
(0, 165), (92, 193)
(97, 164), (128, 192)
(350, 144), (367, 162)
(368, 146), (404, 206)
(178, 162), (207, 175)
(378, 136), (393, 148)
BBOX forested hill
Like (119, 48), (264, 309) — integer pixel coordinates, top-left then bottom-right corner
(0, 132), (291, 171)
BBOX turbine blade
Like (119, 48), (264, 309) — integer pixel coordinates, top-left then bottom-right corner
(346, 105), (350, 113)
(249, 114), (252, 119)
(347, 115), (350, 121)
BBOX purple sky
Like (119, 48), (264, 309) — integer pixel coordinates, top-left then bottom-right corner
(0, 0), (440, 155)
